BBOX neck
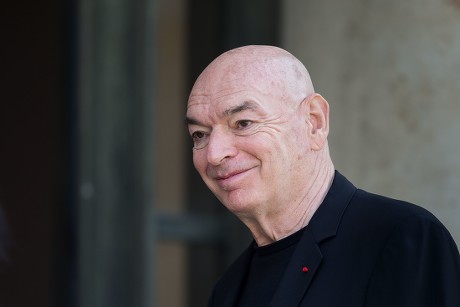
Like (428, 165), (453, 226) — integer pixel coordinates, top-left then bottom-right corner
(241, 154), (335, 247)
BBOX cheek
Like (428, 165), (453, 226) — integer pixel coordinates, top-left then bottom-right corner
(262, 137), (303, 175)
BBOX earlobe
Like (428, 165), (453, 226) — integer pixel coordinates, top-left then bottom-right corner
(304, 94), (330, 150)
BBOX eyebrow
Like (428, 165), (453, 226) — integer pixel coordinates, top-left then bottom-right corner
(185, 101), (260, 126)
(185, 116), (200, 126)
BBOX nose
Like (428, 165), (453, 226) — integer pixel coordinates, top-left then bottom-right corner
(206, 128), (238, 165)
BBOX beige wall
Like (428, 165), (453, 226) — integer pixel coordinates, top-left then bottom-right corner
(282, 0), (460, 244)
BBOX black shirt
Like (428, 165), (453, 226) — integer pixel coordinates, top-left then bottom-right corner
(237, 227), (305, 306)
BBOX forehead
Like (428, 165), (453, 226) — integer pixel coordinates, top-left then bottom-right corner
(188, 60), (286, 113)
(186, 87), (269, 124)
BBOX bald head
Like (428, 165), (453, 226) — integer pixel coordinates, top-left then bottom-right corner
(189, 45), (315, 107)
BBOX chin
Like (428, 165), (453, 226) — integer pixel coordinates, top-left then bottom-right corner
(220, 190), (260, 215)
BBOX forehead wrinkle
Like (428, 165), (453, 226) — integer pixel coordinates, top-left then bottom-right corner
(222, 101), (260, 117)
(186, 94), (211, 127)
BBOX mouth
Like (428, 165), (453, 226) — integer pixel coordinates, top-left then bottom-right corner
(213, 166), (256, 188)
(216, 169), (248, 180)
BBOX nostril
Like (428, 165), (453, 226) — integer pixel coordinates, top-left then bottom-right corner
(207, 142), (237, 166)
(206, 129), (238, 165)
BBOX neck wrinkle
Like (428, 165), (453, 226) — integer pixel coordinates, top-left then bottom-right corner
(245, 154), (335, 247)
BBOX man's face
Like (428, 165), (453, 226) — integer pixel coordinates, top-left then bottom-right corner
(186, 59), (314, 218)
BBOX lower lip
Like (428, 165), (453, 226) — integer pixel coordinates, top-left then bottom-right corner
(217, 169), (253, 189)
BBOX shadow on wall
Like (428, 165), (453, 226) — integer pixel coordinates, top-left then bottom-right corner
(0, 205), (9, 269)
(0, 204), (11, 307)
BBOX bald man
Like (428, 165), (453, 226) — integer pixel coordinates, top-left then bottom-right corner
(186, 45), (460, 307)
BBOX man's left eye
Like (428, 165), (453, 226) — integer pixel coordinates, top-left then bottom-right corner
(236, 120), (252, 129)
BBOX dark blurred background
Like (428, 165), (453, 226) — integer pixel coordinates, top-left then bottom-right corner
(1, 0), (459, 306)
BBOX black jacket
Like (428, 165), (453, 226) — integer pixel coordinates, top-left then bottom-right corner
(208, 171), (460, 306)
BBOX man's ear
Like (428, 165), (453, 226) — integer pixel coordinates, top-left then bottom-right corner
(302, 93), (329, 150)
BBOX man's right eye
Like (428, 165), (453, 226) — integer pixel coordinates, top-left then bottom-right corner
(191, 131), (208, 149)
(191, 131), (205, 140)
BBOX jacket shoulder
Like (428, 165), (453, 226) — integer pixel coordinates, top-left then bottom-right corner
(351, 188), (441, 223)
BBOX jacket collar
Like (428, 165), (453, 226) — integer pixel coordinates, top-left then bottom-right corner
(308, 171), (356, 243)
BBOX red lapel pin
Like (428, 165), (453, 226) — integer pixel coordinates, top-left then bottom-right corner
(302, 266), (309, 273)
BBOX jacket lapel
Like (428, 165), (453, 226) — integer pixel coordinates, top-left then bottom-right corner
(269, 229), (323, 307)
(269, 171), (357, 306)
(212, 245), (254, 307)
